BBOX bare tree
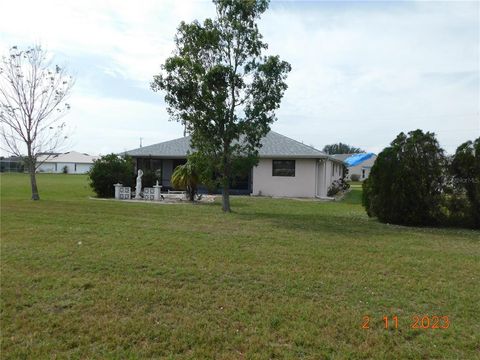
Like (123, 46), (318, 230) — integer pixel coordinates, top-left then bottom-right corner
(0, 45), (74, 200)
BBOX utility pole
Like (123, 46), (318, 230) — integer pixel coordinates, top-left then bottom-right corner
(140, 137), (143, 148)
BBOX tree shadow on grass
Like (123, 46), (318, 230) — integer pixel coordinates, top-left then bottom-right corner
(236, 208), (386, 239)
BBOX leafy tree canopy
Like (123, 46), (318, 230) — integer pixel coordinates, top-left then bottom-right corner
(450, 137), (480, 227)
(322, 143), (364, 155)
(152, 0), (291, 212)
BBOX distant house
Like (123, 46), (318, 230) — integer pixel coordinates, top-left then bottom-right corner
(124, 131), (345, 198)
(36, 151), (98, 174)
(0, 156), (25, 173)
(333, 153), (377, 181)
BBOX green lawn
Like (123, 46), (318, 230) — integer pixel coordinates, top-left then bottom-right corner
(1, 173), (479, 359)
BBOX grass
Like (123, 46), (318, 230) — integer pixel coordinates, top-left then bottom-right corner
(1, 173), (479, 359)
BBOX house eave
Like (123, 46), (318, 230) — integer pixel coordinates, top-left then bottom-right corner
(127, 154), (345, 163)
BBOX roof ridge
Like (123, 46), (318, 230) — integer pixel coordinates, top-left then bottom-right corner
(269, 131), (325, 155)
(128, 135), (191, 153)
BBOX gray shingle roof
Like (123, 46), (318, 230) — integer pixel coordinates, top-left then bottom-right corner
(331, 153), (352, 161)
(258, 131), (325, 158)
(125, 131), (336, 160)
(125, 136), (192, 158)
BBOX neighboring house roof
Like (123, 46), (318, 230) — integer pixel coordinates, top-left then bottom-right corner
(343, 153), (375, 167)
(37, 151), (98, 164)
(0, 155), (24, 161)
(125, 131), (342, 161)
(330, 153), (352, 162)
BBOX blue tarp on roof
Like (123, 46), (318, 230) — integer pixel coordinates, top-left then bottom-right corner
(344, 153), (375, 167)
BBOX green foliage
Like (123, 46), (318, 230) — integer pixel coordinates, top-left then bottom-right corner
(171, 161), (199, 201)
(323, 143), (364, 155)
(449, 137), (480, 228)
(362, 130), (447, 226)
(187, 151), (257, 194)
(88, 154), (134, 198)
(62, 165), (68, 174)
(186, 152), (218, 192)
(327, 164), (350, 197)
(152, 0), (291, 212)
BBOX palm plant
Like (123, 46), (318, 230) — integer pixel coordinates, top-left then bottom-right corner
(171, 162), (199, 201)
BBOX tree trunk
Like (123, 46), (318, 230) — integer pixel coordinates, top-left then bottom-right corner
(221, 142), (232, 213)
(222, 182), (231, 213)
(188, 186), (195, 202)
(26, 143), (40, 200)
(28, 158), (40, 200)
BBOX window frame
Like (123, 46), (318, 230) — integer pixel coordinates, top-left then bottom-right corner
(272, 159), (296, 177)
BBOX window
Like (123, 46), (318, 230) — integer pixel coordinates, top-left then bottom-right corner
(151, 159), (162, 172)
(272, 160), (295, 177)
(172, 159), (187, 170)
(362, 169), (366, 178)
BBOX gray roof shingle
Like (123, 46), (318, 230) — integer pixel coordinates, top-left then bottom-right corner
(331, 153), (353, 161)
(125, 131), (338, 160)
(126, 136), (192, 158)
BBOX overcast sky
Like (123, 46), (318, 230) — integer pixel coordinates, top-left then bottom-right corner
(1, 0), (478, 155)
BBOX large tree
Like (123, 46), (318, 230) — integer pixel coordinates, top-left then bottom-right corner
(0, 45), (74, 200)
(152, 0), (291, 212)
(450, 138), (480, 228)
(322, 143), (364, 155)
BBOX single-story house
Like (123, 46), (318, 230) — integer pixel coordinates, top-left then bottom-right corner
(37, 151), (98, 174)
(332, 153), (377, 181)
(0, 156), (25, 173)
(124, 131), (345, 198)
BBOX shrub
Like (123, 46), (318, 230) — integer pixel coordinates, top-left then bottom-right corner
(171, 161), (199, 201)
(327, 165), (350, 197)
(89, 154), (134, 198)
(350, 174), (360, 182)
(327, 178), (350, 196)
(327, 180), (342, 197)
(362, 130), (447, 226)
(449, 137), (480, 228)
(62, 165), (68, 174)
(444, 194), (475, 228)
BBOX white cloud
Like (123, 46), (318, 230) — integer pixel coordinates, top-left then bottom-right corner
(262, 1), (479, 153)
(0, 0), (478, 156)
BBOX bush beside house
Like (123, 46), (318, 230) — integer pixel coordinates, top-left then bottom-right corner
(448, 138), (480, 228)
(89, 154), (134, 198)
(363, 130), (479, 229)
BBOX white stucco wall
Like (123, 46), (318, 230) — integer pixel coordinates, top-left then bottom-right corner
(37, 163), (56, 173)
(74, 163), (93, 174)
(36, 162), (93, 174)
(252, 158), (317, 198)
(316, 159), (344, 197)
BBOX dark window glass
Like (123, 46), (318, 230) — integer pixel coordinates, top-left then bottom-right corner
(230, 173), (250, 190)
(272, 160), (295, 177)
(172, 159), (187, 171)
(151, 159), (162, 172)
(137, 158), (151, 171)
